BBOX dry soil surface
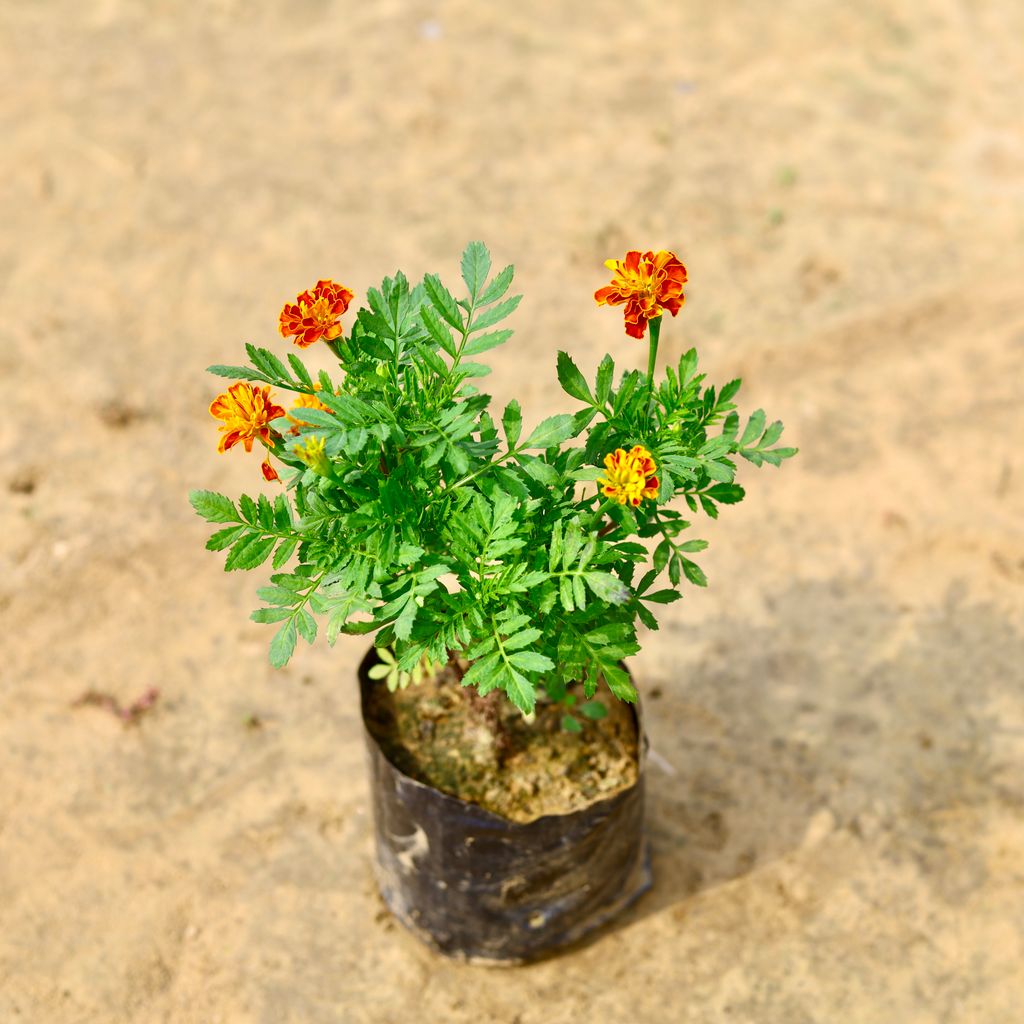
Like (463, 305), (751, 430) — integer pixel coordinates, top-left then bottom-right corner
(2, 2), (1023, 1022)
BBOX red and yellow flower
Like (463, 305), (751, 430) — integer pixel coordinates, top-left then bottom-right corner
(279, 279), (355, 348)
(594, 250), (688, 340)
(599, 445), (660, 507)
(210, 382), (284, 453)
(210, 382), (285, 481)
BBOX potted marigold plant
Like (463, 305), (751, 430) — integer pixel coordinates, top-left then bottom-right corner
(190, 243), (795, 962)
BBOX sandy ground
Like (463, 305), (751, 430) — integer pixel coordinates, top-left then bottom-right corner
(2, 1), (1023, 1021)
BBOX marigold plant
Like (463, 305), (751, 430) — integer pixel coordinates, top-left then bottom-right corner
(191, 243), (795, 715)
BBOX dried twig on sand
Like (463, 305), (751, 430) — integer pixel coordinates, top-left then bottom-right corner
(72, 687), (160, 726)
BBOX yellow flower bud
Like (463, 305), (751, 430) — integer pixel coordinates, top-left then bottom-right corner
(295, 435), (330, 476)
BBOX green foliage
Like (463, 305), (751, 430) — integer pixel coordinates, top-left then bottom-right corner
(191, 242), (796, 713)
(367, 647), (440, 692)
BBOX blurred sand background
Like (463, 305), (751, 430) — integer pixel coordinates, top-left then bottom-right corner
(2, 2), (1024, 1021)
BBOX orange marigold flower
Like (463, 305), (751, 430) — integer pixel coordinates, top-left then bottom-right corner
(279, 279), (355, 348)
(594, 250), (688, 339)
(209, 382), (285, 454)
(598, 445), (660, 507)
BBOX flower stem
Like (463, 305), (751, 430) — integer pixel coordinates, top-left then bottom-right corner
(585, 496), (616, 532)
(646, 315), (661, 411)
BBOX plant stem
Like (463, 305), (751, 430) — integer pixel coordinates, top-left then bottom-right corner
(452, 656), (512, 762)
(646, 315), (661, 413)
(584, 496), (616, 532)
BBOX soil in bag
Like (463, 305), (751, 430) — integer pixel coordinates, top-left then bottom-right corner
(363, 658), (639, 822)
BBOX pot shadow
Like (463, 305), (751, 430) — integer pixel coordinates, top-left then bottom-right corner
(559, 575), (1023, 944)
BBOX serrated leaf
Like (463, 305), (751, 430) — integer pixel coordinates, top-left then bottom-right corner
(269, 621), (297, 668)
(595, 355), (614, 404)
(273, 495), (293, 530)
(206, 364), (270, 382)
(549, 521), (564, 573)
(522, 413), (576, 450)
(296, 609), (317, 644)
(251, 606), (293, 624)
(205, 525), (246, 550)
(398, 543), (425, 563)
(272, 537), (298, 569)
(637, 603), (659, 630)
(287, 354), (314, 388)
(421, 305), (457, 357)
(584, 571), (630, 605)
(223, 533), (260, 570)
(269, 572), (310, 592)
(740, 409), (767, 446)
(463, 329), (512, 356)
(470, 294), (521, 332)
(246, 344), (291, 384)
(677, 539), (709, 553)
(493, 467), (529, 500)
(503, 628), (543, 651)
(462, 653), (501, 688)
(703, 460), (734, 483)
(423, 273), (463, 330)
(699, 493), (719, 518)
(190, 490), (238, 524)
(520, 456), (560, 486)
(557, 350), (593, 404)
(653, 540), (670, 574)
(458, 362), (492, 378)
(580, 700), (608, 720)
(719, 378), (742, 405)
(562, 522), (584, 570)
(238, 494), (258, 523)
(502, 400), (522, 447)
(479, 264), (514, 305)
(393, 596), (418, 641)
(572, 407), (598, 435)
(562, 714), (582, 733)
(682, 559), (708, 587)
(760, 420), (784, 447)
(509, 651), (554, 673)
(603, 663), (637, 702)
(678, 348), (698, 384)
(465, 637), (497, 661)
(460, 241), (491, 298)
(612, 371), (640, 414)
(503, 668), (535, 714)
(706, 482), (745, 504)
(287, 407), (342, 430)
(257, 494), (274, 530)
(226, 534), (276, 571)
